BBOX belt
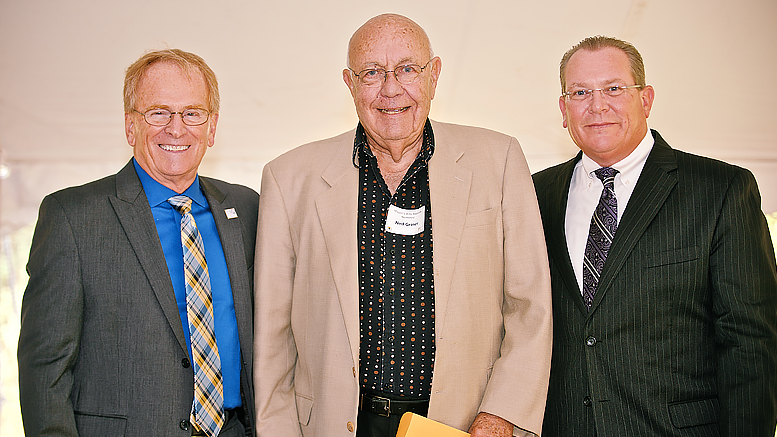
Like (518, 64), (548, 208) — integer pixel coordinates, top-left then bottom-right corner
(191, 408), (239, 436)
(359, 393), (429, 418)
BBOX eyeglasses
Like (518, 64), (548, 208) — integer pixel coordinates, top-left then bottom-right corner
(562, 85), (643, 101)
(133, 108), (211, 126)
(350, 59), (433, 86)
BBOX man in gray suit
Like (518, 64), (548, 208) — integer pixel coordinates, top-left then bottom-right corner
(18, 49), (257, 437)
(533, 36), (777, 436)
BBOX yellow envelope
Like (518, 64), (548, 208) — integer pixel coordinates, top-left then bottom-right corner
(396, 412), (471, 437)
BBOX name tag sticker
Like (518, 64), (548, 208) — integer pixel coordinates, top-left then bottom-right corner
(385, 205), (425, 236)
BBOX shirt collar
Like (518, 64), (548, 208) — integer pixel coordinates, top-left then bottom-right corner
(352, 119), (436, 169)
(580, 128), (654, 183)
(132, 158), (207, 208)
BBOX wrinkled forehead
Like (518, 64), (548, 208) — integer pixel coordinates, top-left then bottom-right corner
(348, 20), (430, 67)
(138, 61), (202, 90)
(135, 62), (209, 105)
(567, 48), (631, 79)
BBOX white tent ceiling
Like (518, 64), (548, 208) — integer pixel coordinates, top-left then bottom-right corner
(1, 0), (776, 236)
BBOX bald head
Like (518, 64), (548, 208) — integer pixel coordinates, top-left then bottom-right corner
(342, 13), (441, 155)
(347, 14), (434, 69)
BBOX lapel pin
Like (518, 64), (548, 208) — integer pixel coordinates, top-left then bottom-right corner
(225, 208), (238, 219)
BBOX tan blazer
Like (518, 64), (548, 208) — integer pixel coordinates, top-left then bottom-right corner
(253, 121), (552, 436)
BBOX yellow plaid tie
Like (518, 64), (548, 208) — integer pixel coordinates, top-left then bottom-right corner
(168, 195), (225, 437)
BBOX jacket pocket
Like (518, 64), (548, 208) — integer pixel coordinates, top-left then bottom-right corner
(464, 208), (497, 228)
(74, 412), (127, 436)
(644, 246), (700, 268)
(295, 392), (314, 426)
(667, 398), (719, 428)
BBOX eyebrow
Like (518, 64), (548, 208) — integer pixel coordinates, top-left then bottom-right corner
(358, 58), (418, 69)
(143, 104), (206, 110)
(567, 79), (627, 88)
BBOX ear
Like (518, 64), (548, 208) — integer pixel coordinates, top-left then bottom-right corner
(125, 112), (136, 147)
(559, 95), (568, 129)
(207, 113), (219, 147)
(343, 69), (357, 97)
(428, 56), (442, 100)
(640, 85), (655, 118)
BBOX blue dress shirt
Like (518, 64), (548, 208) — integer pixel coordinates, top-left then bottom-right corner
(133, 159), (242, 409)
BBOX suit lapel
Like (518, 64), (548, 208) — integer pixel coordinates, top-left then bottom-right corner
(541, 155), (590, 315)
(109, 161), (189, 354)
(590, 131), (678, 313)
(316, 138), (361, 366)
(427, 122), (473, 334)
(201, 178), (253, 366)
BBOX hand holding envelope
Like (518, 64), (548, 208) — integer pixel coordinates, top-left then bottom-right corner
(396, 413), (471, 437)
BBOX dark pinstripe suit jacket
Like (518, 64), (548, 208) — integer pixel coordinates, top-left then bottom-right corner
(533, 130), (777, 436)
(18, 160), (258, 436)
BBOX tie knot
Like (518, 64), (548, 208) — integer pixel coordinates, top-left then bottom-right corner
(594, 167), (618, 188)
(168, 195), (193, 215)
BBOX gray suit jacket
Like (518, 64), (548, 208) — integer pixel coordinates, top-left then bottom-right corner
(533, 130), (777, 436)
(18, 160), (258, 436)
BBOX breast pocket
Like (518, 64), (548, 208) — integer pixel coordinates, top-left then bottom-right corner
(644, 246), (700, 268)
(459, 208), (500, 281)
(464, 208), (497, 228)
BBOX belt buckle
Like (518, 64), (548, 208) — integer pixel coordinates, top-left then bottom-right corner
(371, 395), (391, 417)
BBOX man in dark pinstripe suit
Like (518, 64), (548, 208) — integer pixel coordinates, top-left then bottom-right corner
(533, 36), (777, 436)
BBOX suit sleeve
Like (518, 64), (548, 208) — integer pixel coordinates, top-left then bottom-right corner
(710, 169), (777, 435)
(18, 195), (83, 436)
(253, 163), (303, 436)
(478, 137), (553, 436)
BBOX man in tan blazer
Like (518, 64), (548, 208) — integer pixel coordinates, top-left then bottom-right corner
(253, 14), (552, 437)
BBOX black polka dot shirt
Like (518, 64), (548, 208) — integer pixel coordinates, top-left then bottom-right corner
(355, 120), (436, 400)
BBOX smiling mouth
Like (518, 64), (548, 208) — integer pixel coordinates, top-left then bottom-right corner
(378, 107), (410, 115)
(585, 123), (617, 131)
(159, 144), (190, 152)
(587, 121), (617, 127)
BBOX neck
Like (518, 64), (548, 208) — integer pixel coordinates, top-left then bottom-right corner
(367, 131), (424, 162)
(158, 175), (196, 194)
(368, 137), (423, 195)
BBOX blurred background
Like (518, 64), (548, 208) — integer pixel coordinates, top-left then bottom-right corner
(1, 0), (775, 434)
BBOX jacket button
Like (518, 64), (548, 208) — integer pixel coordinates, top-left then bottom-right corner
(583, 396), (592, 407)
(180, 420), (190, 430)
(347, 421), (355, 432)
(182, 358), (191, 368)
(352, 367), (357, 378)
(585, 336), (597, 347)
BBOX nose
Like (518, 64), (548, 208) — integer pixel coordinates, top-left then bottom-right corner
(164, 112), (187, 137)
(379, 70), (403, 97)
(588, 89), (609, 113)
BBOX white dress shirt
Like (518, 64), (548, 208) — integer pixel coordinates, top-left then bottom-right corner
(565, 129), (654, 293)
